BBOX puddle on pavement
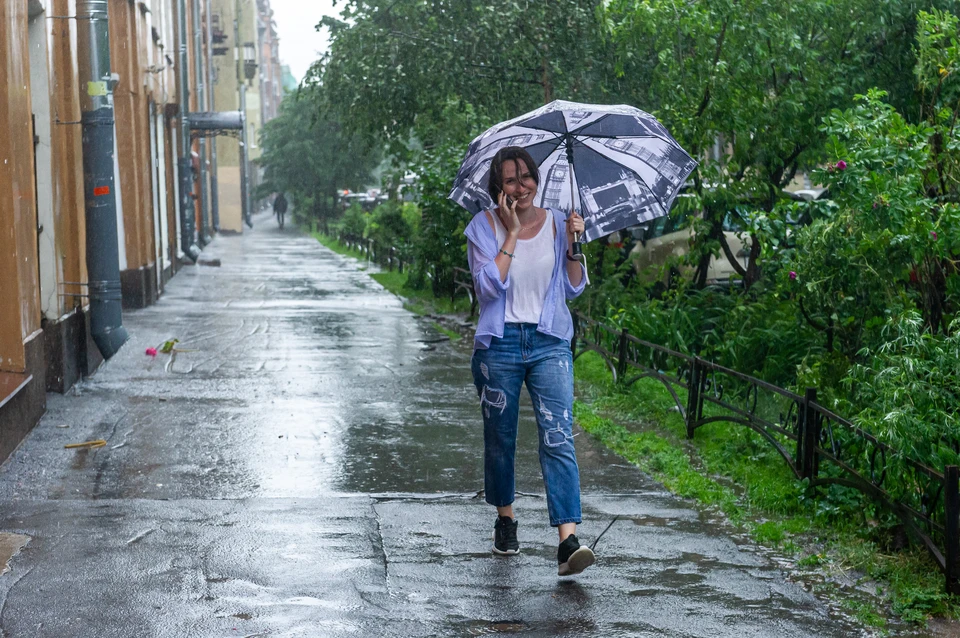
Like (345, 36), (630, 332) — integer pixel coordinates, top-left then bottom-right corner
(0, 532), (30, 575)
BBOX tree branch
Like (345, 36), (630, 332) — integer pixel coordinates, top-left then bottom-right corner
(717, 230), (748, 278)
(798, 297), (827, 332)
(695, 17), (729, 118)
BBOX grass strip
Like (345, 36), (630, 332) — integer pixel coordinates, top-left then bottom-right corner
(573, 349), (957, 627)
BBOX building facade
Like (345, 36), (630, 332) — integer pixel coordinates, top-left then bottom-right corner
(0, 0), (284, 463)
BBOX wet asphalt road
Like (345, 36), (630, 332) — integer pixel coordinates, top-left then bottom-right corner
(0, 212), (864, 637)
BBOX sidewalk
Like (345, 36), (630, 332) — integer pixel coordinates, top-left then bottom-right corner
(0, 213), (861, 637)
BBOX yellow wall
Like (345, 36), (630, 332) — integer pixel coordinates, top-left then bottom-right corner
(216, 165), (243, 232)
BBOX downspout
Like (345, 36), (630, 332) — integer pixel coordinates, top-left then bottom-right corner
(192, 0), (210, 245)
(77, 0), (129, 358)
(205, 0), (220, 231)
(235, 6), (251, 228)
(239, 82), (251, 228)
(177, 0), (200, 260)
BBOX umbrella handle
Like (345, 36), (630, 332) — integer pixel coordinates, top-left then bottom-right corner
(571, 232), (583, 258)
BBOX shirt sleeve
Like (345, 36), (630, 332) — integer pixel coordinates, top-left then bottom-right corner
(467, 238), (510, 303)
(563, 257), (588, 299)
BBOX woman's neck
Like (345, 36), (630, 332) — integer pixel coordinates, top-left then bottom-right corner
(516, 205), (538, 223)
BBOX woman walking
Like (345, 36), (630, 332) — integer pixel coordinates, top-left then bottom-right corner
(463, 146), (594, 576)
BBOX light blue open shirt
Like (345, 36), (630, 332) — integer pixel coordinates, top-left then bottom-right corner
(464, 207), (587, 351)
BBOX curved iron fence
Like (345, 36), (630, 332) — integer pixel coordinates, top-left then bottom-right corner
(571, 310), (960, 594)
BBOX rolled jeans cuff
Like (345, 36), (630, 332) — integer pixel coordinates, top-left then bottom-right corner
(551, 516), (582, 527)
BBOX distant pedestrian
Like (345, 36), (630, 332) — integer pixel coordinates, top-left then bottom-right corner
(463, 146), (594, 576)
(274, 192), (288, 229)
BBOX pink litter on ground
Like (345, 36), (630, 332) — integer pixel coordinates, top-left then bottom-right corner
(145, 347), (158, 357)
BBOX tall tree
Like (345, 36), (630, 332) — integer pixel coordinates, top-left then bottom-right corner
(258, 92), (379, 227)
(311, 0), (611, 150)
(602, 0), (956, 289)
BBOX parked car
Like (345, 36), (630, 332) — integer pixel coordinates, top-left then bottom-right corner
(628, 187), (827, 288)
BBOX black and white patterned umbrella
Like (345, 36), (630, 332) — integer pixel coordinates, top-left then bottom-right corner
(449, 100), (697, 244)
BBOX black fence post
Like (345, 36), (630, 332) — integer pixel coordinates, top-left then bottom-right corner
(616, 328), (629, 381)
(685, 358), (701, 439)
(801, 388), (819, 480)
(946, 465), (960, 595)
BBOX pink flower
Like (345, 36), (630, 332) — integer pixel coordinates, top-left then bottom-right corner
(836, 160), (847, 171)
(145, 347), (158, 357)
(931, 231), (939, 240)
(789, 271), (797, 280)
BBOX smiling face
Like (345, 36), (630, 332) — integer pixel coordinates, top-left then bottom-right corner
(500, 158), (538, 212)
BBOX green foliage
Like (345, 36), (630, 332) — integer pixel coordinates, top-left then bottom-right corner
(407, 142), (470, 295)
(312, 0), (611, 149)
(337, 204), (368, 238)
(366, 200), (417, 250)
(601, 0), (951, 289)
(846, 312), (960, 469)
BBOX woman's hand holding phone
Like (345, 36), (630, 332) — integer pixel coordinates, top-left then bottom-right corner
(497, 192), (521, 236)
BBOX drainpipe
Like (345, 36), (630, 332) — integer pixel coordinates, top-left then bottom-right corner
(77, 0), (129, 358)
(205, 0), (220, 231)
(177, 0), (200, 260)
(235, 9), (251, 228)
(240, 82), (252, 228)
(192, 0), (210, 245)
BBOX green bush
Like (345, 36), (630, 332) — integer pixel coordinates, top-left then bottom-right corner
(407, 142), (470, 295)
(336, 203), (368, 238)
(366, 201), (417, 252)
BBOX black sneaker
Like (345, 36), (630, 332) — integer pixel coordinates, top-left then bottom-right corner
(492, 516), (519, 555)
(557, 534), (594, 576)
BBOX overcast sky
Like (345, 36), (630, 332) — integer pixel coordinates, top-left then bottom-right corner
(269, 0), (342, 82)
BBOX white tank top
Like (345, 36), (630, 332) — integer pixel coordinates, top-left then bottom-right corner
(493, 211), (556, 324)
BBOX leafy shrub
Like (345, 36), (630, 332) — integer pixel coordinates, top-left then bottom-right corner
(336, 203), (367, 238)
(408, 142), (470, 295)
(366, 201), (417, 252)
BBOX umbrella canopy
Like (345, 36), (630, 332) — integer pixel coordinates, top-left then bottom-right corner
(449, 100), (697, 243)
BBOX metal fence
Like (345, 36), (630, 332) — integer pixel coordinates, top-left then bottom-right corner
(571, 310), (960, 594)
(337, 232), (410, 274)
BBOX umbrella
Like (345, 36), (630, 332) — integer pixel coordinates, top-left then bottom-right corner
(449, 100), (697, 254)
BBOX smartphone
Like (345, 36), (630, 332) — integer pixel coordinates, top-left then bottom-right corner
(505, 195), (514, 207)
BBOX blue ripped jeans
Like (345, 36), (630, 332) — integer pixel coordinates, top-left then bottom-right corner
(470, 323), (582, 527)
